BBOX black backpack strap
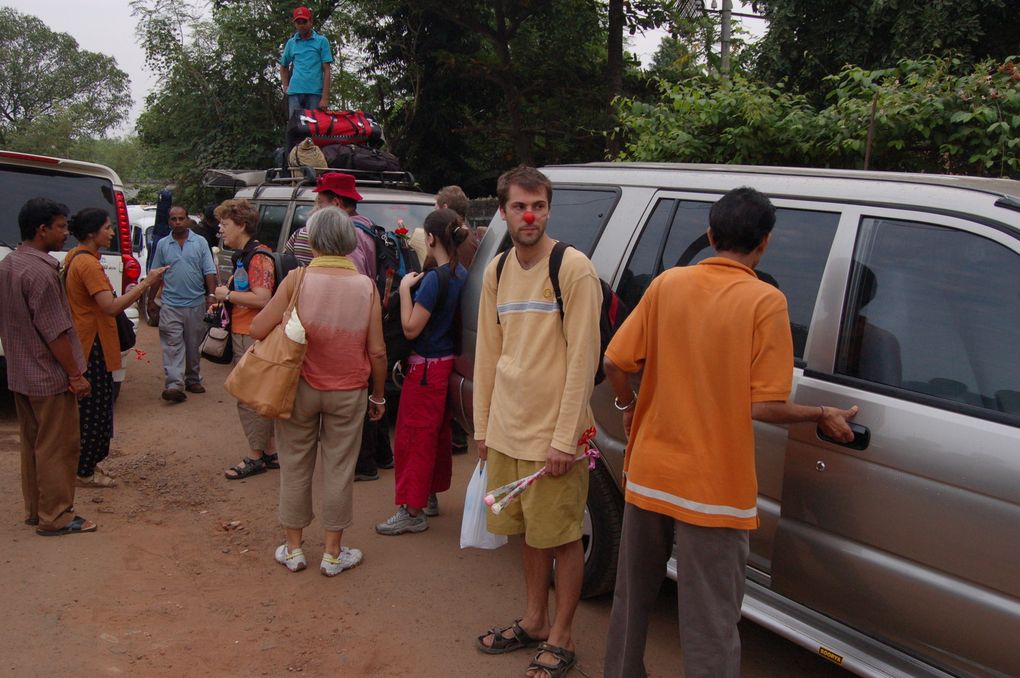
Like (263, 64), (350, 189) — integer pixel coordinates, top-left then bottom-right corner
(494, 248), (513, 325)
(431, 264), (451, 318)
(548, 241), (570, 320)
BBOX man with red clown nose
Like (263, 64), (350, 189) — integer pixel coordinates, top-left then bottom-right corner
(473, 165), (603, 678)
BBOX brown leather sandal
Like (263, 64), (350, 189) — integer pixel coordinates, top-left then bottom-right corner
(526, 642), (576, 678)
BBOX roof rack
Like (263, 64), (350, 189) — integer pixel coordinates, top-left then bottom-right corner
(202, 166), (419, 192)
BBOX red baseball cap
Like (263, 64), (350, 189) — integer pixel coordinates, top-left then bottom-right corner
(293, 6), (312, 21)
(314, 173), (363, 202)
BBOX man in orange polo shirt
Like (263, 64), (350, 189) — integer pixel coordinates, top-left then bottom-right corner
(601, 187), (858, 678)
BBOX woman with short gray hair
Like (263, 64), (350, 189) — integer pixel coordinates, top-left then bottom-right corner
(249, 206), (387, 577)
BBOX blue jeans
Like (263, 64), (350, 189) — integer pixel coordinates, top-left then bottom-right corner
(288, 93), (321, 117)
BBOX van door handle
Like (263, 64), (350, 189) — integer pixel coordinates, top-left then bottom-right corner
(816, 423), (870, 450)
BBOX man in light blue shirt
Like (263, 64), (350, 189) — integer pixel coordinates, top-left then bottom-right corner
(150, 207), (218, 402)
(279, 6), (333, 116)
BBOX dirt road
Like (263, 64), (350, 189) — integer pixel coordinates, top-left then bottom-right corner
(0, 324), (844, 677)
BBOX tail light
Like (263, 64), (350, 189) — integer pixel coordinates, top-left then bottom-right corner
(115, 190), (140, 293)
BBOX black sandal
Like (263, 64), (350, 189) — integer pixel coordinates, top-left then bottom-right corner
(261, 453), (280, 469)
(477, 619), (542, 655)
(224, 456), (267, 480)
(526, 642), (576, 678)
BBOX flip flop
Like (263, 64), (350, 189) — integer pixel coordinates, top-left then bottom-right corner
(477, 619), (542, 655)
(36, 516), (97, 537)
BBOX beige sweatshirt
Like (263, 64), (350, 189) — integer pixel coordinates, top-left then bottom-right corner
(473, 244), (602, 461)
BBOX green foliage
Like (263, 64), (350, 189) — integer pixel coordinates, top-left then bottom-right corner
(0, 7), (131, 149)
(617, 56), (1020, 178)
(353, 0), (612, 193)
(753, 0), (1014, 97)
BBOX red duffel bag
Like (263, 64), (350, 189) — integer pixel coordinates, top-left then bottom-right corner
(288, 109), (373, 147)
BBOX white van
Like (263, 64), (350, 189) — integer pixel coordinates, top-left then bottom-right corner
(0, 150), (142, 395)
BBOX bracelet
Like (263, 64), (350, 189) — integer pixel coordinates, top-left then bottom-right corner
(613, 390), (637, 412)
(368, 395), (386, 406)
(818, 405), (825, 421)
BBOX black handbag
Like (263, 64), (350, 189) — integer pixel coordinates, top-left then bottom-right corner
(116, 310), (136, 351)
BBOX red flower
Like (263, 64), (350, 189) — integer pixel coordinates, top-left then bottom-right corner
(394, 227), (409, 237)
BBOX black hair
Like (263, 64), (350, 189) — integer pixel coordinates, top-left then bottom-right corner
(204, 203), (218, 221)
(424, 208), (470, 278)
(69, 207), (111, 242)
(708, 187), (776, 254)
(18, 198), (69, 241)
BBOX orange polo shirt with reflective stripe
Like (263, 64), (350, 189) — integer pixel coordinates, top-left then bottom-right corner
(604, 257), (793, 530)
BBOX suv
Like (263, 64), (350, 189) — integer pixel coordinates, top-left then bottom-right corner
(450, 163), (1020, 677)
(202, 168), (435, 281)
(1, 150), (141, 394)
(203, 168), (437, 401)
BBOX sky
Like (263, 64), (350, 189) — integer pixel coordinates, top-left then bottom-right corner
(4, 0), (764, 137)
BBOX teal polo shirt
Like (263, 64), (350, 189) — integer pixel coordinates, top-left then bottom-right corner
(150, 230), (217, 308)
(280, 30), (333, 95)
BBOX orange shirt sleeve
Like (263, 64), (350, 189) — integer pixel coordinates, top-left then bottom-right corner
(249, 252), (276, 293)
(750, 291), (794, 402)
(75, 255), (113, 297)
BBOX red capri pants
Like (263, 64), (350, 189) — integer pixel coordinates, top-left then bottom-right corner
(393, 355), (454, 509)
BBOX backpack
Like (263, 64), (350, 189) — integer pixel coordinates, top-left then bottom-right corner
(495, 241), (629, 385)
(354, 223), (422, 364)
(231, 242), (301, 289)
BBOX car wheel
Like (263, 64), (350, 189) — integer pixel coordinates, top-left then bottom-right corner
(580, 459), (624, 598)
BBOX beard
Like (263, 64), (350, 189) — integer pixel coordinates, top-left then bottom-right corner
(509, 221), (545, 247)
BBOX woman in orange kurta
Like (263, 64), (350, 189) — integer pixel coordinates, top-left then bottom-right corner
(64, 208), (165, 487)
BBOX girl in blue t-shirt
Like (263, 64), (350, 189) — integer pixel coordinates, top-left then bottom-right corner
(376, 208), (470, 536)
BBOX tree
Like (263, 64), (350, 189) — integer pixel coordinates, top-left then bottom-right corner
(0, 8), (131, 149)
(753, 0), (1015, 96)
(616, 56), (1020, 179)
(353, 0), (611, 191)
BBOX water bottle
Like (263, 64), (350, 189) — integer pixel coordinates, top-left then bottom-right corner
(234, 260), (249, 292)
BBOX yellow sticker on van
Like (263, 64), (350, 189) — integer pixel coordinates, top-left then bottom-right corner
(818, 647), (844, 665)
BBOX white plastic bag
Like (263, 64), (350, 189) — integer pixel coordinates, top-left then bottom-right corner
(460, 460), (508, 550)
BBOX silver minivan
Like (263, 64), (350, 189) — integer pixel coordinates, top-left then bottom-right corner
(449, 163), (1020, 677)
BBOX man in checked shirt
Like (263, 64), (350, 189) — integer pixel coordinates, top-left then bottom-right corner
(0, 198), (97, 536)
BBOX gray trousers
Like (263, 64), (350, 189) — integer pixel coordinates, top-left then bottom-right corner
(231, 333), (274, 452)
(604, 502), (750, 678)
(158, 303), (207, 391)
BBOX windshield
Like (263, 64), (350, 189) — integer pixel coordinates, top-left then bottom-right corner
(0, 165), (120, 253)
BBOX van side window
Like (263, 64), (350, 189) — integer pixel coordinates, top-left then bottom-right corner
(291, 204), (314, 238)
(620, 199), (838, 360)
(616, 198), (675, 309)
(837, 217), (1020, 418)
(546, 188), (619, 256)
(256, 205), (288, 250)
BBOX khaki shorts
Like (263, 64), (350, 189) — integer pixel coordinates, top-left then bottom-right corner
(485, 448), (589, 549)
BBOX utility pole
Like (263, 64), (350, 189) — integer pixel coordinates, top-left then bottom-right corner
(720, 0), (732, 80)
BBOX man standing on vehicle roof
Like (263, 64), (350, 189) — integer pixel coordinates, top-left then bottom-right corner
(473, 166), (602, 678)
(601, 187), (859, 678)
(0, 198), (97, 536)
(149, 206), (218, 403)
(279, 6), (332, 117)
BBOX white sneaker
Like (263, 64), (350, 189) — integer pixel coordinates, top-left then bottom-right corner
(423, 493), (439, 517)
(375, 506), (429, 535)
(274, 544), (307, 572)
(320, 546), (363, 577)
